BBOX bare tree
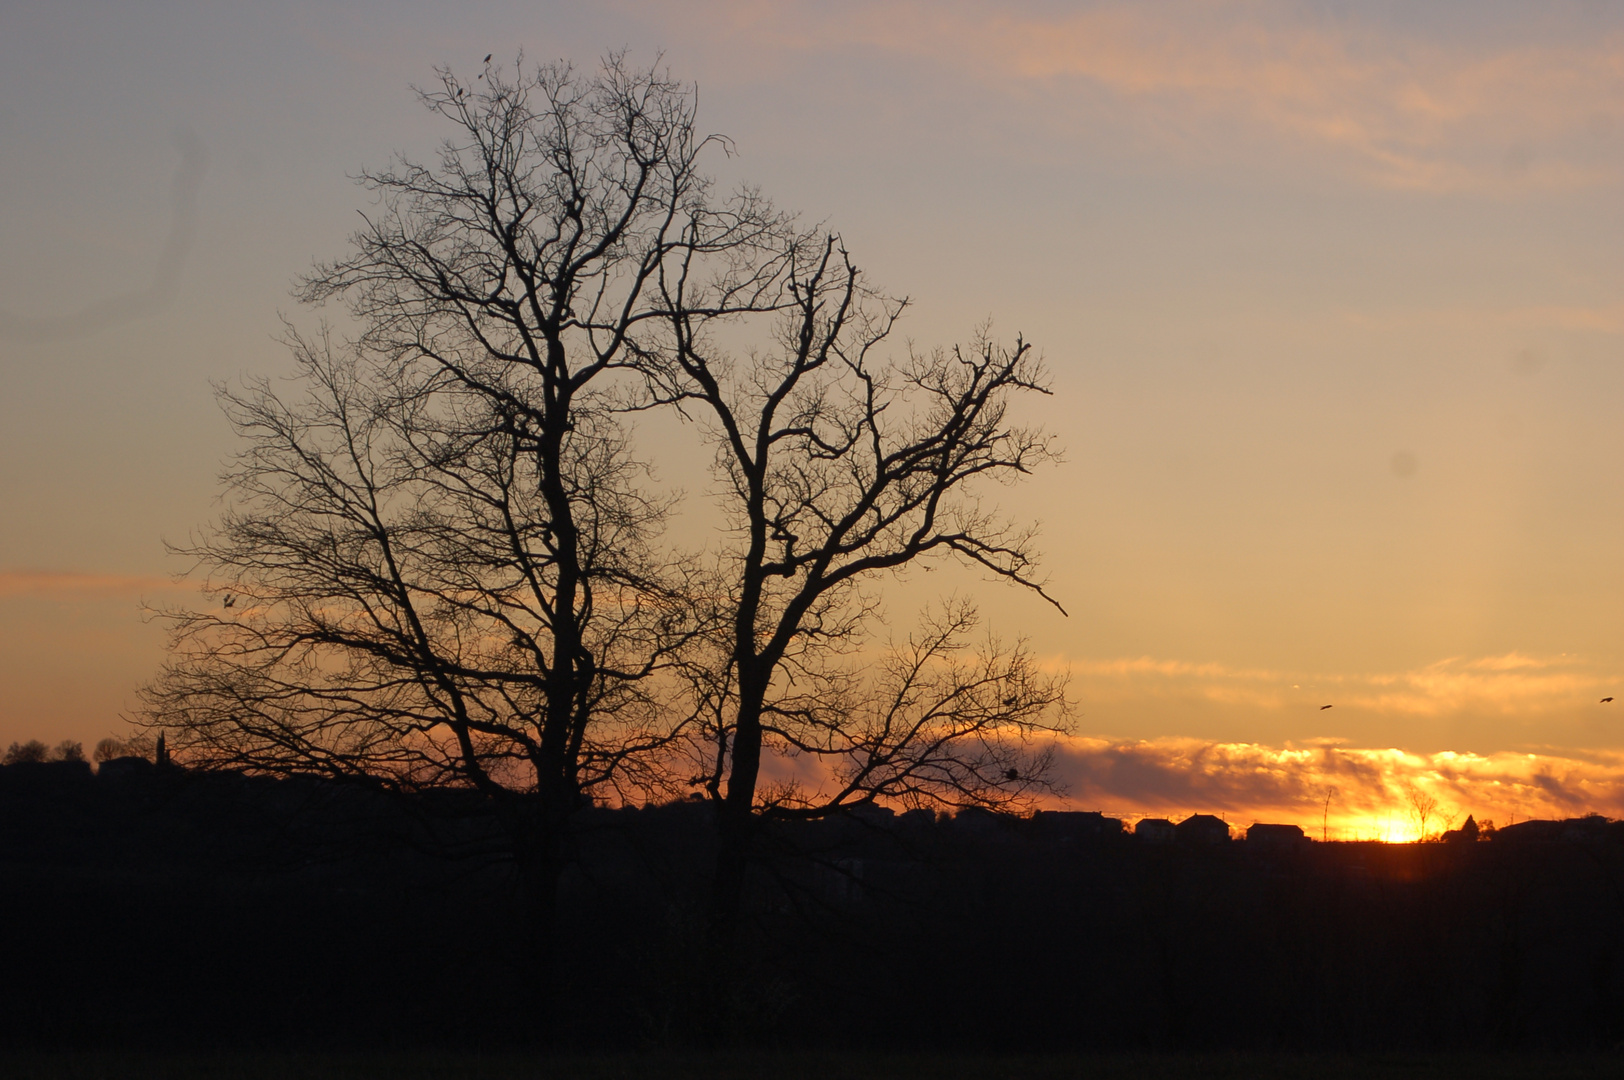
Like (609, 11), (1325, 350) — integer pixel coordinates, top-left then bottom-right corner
(1322, 785), (1339, 843)
(91, 737), (151, 763)
(0, 740), (85, 765)
(140, 53), (785, 929)
(144, 331), (709, 918)
(138, 51), (1068, 954)
(3, 741), (49, 765)
(655, 238), (1069, 933)
(1401, 781), (1443, 842)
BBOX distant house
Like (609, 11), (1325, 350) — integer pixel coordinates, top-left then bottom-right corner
(1031, 810), (1124, 842)
(96, 755), (155, 781)
(1492, 816), (1615, 845)
(1493, 819), (1561, 844)
(0, 757), (93, 788)
(1441, 815), (1480, 843)
(1560, 815), (1610, 844)
(1246, 822), (1306, 847)
(897, 808), (938, 831)
(844, 802), (896, 826)
(1135, 817), (1175, 843)
(951, 805), (1011, 834)
(1175, 814), (1231, 844)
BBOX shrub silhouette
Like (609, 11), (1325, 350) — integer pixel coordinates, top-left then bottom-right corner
(3, 740), (49, 765)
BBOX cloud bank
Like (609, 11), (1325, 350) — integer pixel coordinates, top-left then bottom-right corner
(1051, 735), (1624, 840)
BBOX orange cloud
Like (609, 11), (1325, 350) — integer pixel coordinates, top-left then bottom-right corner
(0, 569), (184, 599)
(651, 0), (1624, 191)
(960, 6), (1619, 190)
(1067, 651), (1613, 719)
(742, 721), (1624, 839)
(1050, 735), (1624, 840)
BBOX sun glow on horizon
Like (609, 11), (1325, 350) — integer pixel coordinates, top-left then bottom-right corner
(1045, 735), (1624, 838)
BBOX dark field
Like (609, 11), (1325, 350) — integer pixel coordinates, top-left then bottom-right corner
(4, 1052), (1624, 1080)
(8, 761), (1624, 1057)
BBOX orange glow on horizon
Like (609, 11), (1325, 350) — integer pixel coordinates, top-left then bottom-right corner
(1045, 736), (1624, 839)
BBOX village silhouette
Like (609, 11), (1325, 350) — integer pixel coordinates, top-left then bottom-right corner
(5, 746), (1624, 1055)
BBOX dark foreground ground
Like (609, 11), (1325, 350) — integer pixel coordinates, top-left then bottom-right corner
(5, 1052), (1624, 1080)
(8, 760), (1624, 1055)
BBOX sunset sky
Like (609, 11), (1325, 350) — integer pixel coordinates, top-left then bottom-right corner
(3, 0), (1622, 837)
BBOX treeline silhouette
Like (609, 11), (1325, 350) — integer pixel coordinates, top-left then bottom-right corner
(5, 755), (1624, 1054)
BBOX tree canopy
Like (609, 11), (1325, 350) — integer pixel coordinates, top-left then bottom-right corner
(139, 52), (1069, 934)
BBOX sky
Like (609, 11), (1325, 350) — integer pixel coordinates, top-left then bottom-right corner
(2, 0), (1623, 837)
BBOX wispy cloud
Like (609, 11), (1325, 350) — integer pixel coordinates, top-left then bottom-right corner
(649, 0), (1624, 191)
(1051, 735), (1624, 839)
(953, 3), (1621, 191)
(1068, 651), (1614, 719)
(0, 569), (184, 600)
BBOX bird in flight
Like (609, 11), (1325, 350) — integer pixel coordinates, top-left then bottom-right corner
(1319, 704), (1333, 710)
(1604, 697), (1615, 703)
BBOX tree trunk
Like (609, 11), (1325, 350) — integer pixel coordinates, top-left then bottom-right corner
(510, 806), (570, 1042)
(709, 670), (768, 946)
(709, 798), (752, 947)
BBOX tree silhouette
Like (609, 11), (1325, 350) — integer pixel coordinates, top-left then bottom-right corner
(3, 740), (49, 765)
(1402, 781), (1443, 841)
(139, 53), (787, 934)
(655, 237), (1069, 934)
(138, 51), (1069, 958)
